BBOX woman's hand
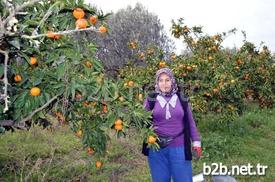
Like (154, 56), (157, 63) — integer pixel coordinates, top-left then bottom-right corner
(192, 141), (202, 159)
(192, 146), (202, 159)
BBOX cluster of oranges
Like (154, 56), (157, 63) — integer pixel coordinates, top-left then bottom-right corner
(87, 147), (103, 169)
(13, 56), (41, 96)
(73, 8), (107, 33)
(46, 8), (107, 39)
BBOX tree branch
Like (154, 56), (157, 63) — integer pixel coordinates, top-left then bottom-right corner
(22, 27), (101, 39)
(15, 94), (60, 128)
(0, 95), (60, 129)
(0, 49), (10, 113)
(0, 120), (14, 126)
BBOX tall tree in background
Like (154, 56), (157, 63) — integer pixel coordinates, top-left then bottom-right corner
(84, 3), (175, 71)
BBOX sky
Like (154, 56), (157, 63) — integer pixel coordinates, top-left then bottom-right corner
(86, 0), (275, 54)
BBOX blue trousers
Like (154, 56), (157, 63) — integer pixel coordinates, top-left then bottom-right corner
(148, 146), (193, 182)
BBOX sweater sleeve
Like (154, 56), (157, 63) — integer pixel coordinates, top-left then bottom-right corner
(143, 97), (150, 111)
(186, 103), (201, 146)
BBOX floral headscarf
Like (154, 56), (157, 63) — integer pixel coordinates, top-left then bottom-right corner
(155, 68), (178, 97)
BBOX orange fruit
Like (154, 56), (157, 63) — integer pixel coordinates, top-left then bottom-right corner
(95, 161), (102, 168)
(181, 73), (187, 77)
(130, 41), (137, 49)
(115, 124), (123, 131)
(139, 52), (145, 59)
(159, 61), (166, 68)
(236, 59), (243, 65)
(213, 88), (219, 94)
(98, 25), (107, 33)
(14, 74), (22, 82)
(30, 87), (41, 96)
(73, 8), (85, 19)
(30, 57), (37, 65)
(55, 112), (62, 117)
(103, 105), (108, 113)
(212, 45), (218, 51)
(186, 66), (193, 71)
(127, 80), (134, 87)
(47, 31), (55, 39)
(47, 31), (61, 40)
(208, 56), (214, 61)
(147, 48), (154, 55)
(53, 34), (61, 40)
(83, 101), (89, 107)
(89, 15), (97, 25)
(87, 147), (94, 155)
(147, 135), (156, 144)
(75, 18), (88, 29)
(85, 61), (93, 68)
(76, 130), (83, 137)
(115, 119), (123, 125)
(204, 92), (211, 97)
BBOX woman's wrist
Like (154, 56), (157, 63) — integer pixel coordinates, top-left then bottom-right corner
(192, 141), (201, 148)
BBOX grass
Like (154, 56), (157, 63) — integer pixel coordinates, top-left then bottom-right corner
(0, 104), (274, 181)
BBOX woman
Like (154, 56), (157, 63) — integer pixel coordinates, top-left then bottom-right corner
(143, 67), (202, 182)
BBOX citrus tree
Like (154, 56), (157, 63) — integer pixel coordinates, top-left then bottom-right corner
(117, 18), (274, 123)
(0, 0), (156, 167)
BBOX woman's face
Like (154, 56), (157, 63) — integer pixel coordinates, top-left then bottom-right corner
(158, 73), (172, 93)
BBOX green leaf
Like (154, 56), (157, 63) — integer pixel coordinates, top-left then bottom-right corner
(56, 63), (66, 80)
(31, 77), (42, 86)
(8, 38), (21, 50)
(0, 65), (3, 77)
(15, 91), (29, 108)
(37, 111), (45, 119)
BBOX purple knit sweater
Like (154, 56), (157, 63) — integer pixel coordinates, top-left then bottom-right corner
(143, 94), (201, 147)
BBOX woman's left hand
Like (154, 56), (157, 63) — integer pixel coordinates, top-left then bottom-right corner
(192, 146), (202, 159)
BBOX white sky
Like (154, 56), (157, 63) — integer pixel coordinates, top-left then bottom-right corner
(86, 0), (275, 54)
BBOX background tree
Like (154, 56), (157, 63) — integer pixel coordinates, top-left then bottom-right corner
(81, 3), (175, 71)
